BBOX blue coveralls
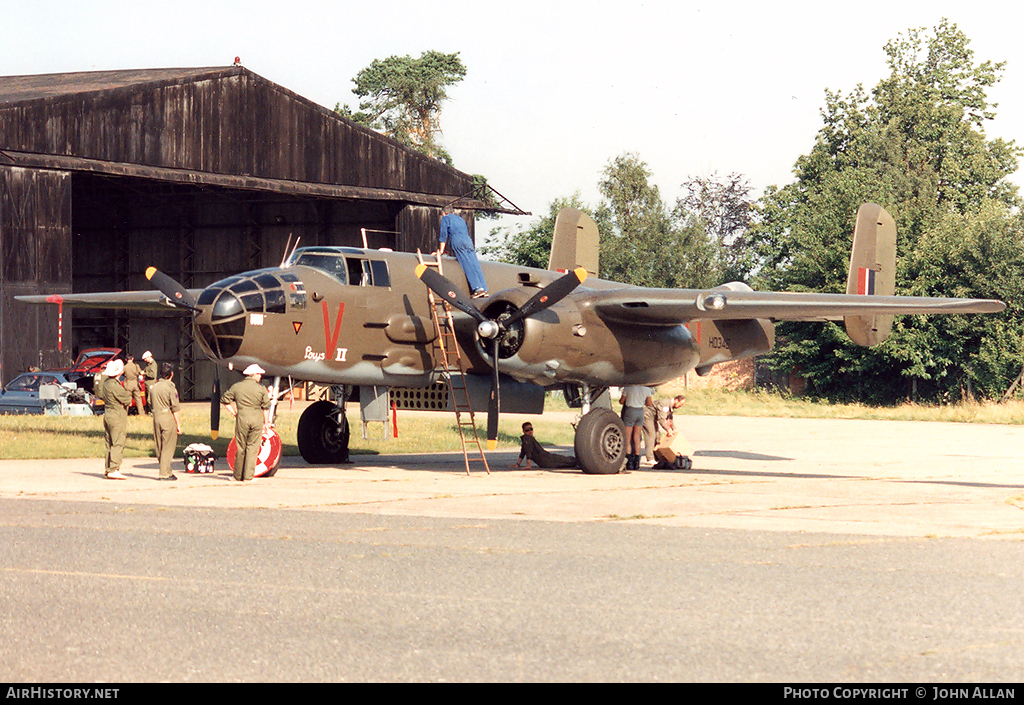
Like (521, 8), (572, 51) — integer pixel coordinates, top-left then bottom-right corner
(439, 213), (488, 294)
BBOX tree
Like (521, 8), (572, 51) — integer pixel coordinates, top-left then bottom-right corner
(748, 20), (1024, 403)
(595, 153), (724, 289)
(336, 51), (467, 164)
(675, 172), (757, 283)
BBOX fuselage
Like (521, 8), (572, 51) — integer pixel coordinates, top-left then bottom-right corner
(191, 246), (703, 389)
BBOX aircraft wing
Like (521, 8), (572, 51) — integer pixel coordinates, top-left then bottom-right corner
(15, 290), (201, 312)
(587, 288), (1006, 326)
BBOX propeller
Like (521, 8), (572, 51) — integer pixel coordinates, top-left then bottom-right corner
(210, 371), (221, 440)
(416, 264), (588, 450)
(145, 266), (219, 438)
(145, 267), (199, 311)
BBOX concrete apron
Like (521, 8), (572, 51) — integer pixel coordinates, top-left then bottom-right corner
(2, 415), (1024, 539)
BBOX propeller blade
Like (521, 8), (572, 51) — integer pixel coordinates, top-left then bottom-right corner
(503, 267), (587, 328)
(415, 264), (488, 324)
(487, 337), (500, 451)
(145, 267), (199, 311)
(210, 373), (221, 440)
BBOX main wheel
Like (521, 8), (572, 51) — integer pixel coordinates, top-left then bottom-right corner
(297, 400), (350, 464)
(574, 407), (626, 475)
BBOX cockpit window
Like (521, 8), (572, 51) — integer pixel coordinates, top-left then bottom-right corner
(291, 252), (348, 285)
(287, 247), (389, 288)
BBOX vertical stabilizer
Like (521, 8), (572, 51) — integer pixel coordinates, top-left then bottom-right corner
(844, 203), (896, 346)
(550, 208), (599, 276)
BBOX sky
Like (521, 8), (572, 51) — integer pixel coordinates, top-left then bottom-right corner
(4, 0), (1023, 242)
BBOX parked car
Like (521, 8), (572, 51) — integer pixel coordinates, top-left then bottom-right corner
(58, 348), (122, 383)
(0, 371), (100, 415)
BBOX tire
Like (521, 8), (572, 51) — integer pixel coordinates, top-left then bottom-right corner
(297, 400), (350, 464)
(574, 407), (626, 475)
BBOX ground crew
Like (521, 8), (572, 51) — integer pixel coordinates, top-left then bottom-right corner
(141, 351), (158, 411)
(123, 354), (145, 415)
(99, 358), (131, 479)
(149, 362), (182, 481)
(220, 364), (271, 482)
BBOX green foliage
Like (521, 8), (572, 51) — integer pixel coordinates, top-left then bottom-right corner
(336, 50), (467, 164)
(751, 19), (1024, 403)
(487, 155), (756, 290)
(481, 194), (589, 269)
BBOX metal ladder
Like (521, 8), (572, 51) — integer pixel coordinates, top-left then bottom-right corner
(417, 252), (491, 475)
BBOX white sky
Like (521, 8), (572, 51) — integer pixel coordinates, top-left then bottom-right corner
(4, 0), (1023, 240)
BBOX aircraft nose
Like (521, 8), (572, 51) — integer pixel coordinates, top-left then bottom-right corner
(194, 269), (306, 360)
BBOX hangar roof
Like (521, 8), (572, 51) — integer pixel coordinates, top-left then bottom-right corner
(0, 66), (489, 209)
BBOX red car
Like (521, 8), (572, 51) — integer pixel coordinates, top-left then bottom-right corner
(61, 348), (122, 377)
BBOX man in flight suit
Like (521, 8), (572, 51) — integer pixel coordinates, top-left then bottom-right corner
(123, 354), (145, 415)
(141, 351), (158, 414)
(149, 362), (182, 481)
(512, 422), (577, 469)
(99, 358), (131, 479)
(221, 364), (271, 482)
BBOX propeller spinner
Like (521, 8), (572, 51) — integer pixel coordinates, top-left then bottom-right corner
(145, 267), (220, 438)
(415, 264), (588, 449)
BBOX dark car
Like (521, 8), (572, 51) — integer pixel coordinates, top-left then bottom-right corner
(0, 371), (100, 415)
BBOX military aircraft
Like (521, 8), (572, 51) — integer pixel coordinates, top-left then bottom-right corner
(17, 203), (1005, 474)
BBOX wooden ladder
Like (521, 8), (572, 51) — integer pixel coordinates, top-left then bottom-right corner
(417, 252), (490, 475)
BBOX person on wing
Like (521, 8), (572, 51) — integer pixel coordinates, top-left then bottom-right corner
(437, 205), (488, 299)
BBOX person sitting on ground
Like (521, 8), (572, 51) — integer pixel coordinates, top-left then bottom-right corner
(512, 422), (578, 469)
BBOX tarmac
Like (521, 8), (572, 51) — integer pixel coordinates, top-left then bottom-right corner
(3, 413), (1024, 539)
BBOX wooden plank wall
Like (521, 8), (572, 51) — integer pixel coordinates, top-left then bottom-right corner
(0, 70), (475, 199)
(0, 166), (72, 382)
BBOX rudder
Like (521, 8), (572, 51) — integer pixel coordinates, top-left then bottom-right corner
(844, 203), (896, 347)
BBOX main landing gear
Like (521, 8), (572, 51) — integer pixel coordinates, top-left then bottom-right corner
(569, 384), (628, 475)
(297, 387), (351, 464)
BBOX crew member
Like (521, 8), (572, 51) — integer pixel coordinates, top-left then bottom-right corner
(619, 385), (653, 471)
(141, 351), (158, 412)
(221, 364), (271, 482)
(437, 206), (488, 298)
(512, 422), (577, 469)
(99, 358), (131, 480)
(123, 354), (145, 415)
(149, 362), (182, 481)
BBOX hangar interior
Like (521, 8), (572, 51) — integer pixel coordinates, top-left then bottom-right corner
(0, 66), (502, 397)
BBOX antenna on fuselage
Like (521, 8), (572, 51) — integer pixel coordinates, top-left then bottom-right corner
(280, 232), (301, 268)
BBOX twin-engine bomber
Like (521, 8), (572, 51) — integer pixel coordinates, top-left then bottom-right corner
(17, 204), (1005, 474)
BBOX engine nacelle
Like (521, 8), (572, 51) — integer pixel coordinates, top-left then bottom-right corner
(475, 289), (700, 387)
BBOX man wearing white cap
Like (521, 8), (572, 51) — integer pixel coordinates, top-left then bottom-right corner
(141, 351), (158, 412)
(99, 358), (131, 479)
(221, 364), (271, 481)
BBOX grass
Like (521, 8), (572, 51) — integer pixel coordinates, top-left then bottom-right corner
(1, 388), (1022, 460)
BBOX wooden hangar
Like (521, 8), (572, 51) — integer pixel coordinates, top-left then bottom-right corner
(0, 66), (497, 397)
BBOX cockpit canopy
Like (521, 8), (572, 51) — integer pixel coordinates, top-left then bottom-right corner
(286, 247), (391, 288)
